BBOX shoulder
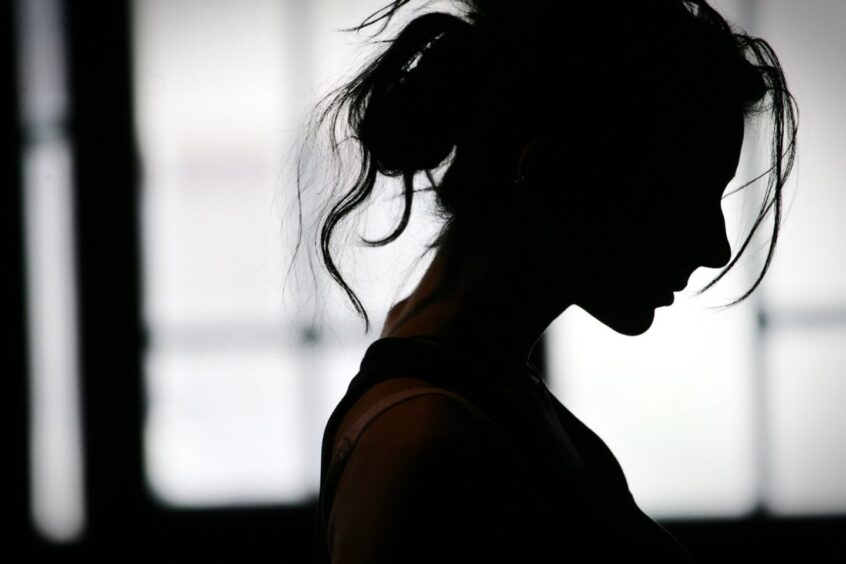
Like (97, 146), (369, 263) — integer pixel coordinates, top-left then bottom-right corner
(328, 383), (540, 562)
(334, 381), (509, 494)
(331, 376), (501, 457)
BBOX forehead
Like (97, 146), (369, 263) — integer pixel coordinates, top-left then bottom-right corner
(681, 108), (744, 150)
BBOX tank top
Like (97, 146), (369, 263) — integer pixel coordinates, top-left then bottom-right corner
(314, 336), (694, 562)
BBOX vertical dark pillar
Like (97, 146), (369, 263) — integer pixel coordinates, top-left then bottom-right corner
(3, 0), (37, 553)
(66, 1), (146, 549)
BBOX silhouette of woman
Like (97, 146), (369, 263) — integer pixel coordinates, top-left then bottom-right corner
(294, 1), (798, 562)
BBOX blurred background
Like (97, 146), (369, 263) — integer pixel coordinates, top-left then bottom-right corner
(6, 0), (845, 559)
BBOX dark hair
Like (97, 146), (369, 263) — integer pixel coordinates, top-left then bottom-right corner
(286, 0), (798, 334)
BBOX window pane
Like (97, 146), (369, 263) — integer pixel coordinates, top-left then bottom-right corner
(134, 0), (294, 327)
(767, 325), (846, 515)
(145, 347), (307, 506)
(134, 0), (300, 506)
(749, 0), (846, 515)
(754, 0), (846, 311)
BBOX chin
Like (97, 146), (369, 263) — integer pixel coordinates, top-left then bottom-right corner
(582, 301), (657, 337)
(611, 315), (655, 336)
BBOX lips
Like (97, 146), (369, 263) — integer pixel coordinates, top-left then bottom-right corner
(649, 285), (675, 306)
(669, 272), (693, 292)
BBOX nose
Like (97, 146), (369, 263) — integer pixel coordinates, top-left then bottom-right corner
(697, 209), (732, 269)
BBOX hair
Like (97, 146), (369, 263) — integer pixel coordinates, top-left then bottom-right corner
(286, 0), (798, 334)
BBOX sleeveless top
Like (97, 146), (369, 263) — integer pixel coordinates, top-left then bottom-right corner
(314, 336), (694, 562)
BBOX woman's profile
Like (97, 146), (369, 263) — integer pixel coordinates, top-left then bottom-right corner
(290, 0), (798, 562)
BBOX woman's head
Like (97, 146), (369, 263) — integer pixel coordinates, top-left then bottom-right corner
(517, 105), (746, 336)
(289, 0), (797, 335)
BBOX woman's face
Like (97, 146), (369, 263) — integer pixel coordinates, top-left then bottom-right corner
(541, 108), (746, 336)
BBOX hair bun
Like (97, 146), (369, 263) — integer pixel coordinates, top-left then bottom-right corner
(360, 65), (453, 174)
(358, 19), (480, 175)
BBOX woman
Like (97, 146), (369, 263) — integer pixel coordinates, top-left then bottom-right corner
(294, 0), (798, 561)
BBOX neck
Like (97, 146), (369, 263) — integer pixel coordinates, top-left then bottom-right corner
(380, 241), (571, 373)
